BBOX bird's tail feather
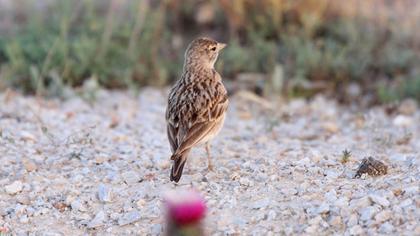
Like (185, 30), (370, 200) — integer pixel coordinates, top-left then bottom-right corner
(170, 150), (190, 183)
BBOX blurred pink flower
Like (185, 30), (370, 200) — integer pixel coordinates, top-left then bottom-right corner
(164, 189), (206, 226)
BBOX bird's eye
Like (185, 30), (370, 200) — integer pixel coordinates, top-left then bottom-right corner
(210, 46), (217, 51)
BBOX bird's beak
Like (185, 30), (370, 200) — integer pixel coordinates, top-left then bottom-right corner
(218, 43), (227, 50)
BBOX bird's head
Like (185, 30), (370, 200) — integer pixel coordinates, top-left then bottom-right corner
(184, 37), (226, 69)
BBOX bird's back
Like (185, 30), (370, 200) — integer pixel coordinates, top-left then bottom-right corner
(166, 68), (227, 129)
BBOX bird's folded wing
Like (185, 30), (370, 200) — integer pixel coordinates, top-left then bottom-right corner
(167, 124), (178, 153)
(172, 94), (228, 159)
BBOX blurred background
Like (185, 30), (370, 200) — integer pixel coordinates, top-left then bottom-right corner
(0, 0), (419, 104)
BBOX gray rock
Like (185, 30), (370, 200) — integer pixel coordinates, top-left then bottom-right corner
(369, 194), (390, 207)
(349, 225), (364, 235)
(70, 200), (86, 212)
(98, 184), (112, 202)
(5, 181), (23, 195)
(122, 171), (141, 184)
(349, 196), (371, 210)
(359, 206), (378, 221)
(379, 222), (394, 233)
(252, 198), (270, 209)
(375, 210), (391, 223)
(87, 210), (106, 229)
(118, 210), (141, 226)
(317, 203), (330, 215)
(399, 199), (413, 208)
(151, 224), (162, 235)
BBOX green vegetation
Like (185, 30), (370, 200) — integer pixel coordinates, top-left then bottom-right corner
(0, 0), (419, 102)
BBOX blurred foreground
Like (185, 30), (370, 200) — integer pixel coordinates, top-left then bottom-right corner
(0, 0), (419, 103)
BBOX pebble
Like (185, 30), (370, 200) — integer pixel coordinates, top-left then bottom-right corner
(5, 181), (23, 195)
(398, 99), (417, 115)
(359, 206), (378, 221)
(347, 214), (358, 227)
(118, 210), (141, 226)
(375, 210), (391, 223)
(393, 115), (413, 127)
(19, 215), (29, 223)
(349, 225), (364, 235)
(151, 224), (162, 235)
(399, 199), (413, 208)
(22, 159), (37, 172)
(87, 210), (106, 229)
(122, 171), (141, 184)
(70, 200), (86, 212)
(98, 184), (112, 202)
(379, 222), (395, 233)
(329, 216), (342, 227)
(369, 194), (390, 207)
(349, 196), (371, 210)
(316, 203), (330, 214)
(252, 198), (270, 209)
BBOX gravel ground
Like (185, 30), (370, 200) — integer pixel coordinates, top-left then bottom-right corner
(0, 88), (419, 235)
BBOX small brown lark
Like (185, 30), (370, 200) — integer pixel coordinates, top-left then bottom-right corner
(166, 37), (228, 182)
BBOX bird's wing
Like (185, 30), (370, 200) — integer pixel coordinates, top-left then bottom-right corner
(166, 78), (228, 160)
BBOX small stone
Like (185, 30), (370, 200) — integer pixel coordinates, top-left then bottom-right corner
(322, 122), (339, 133)
(325, 170), (340, 179)
(375, 210), (391, 223)
(379, 222), (394, 233)
(393, 115), (413, 127)
(347, 214), (358, 227)
(151, 224), (162, 235)
(414, 225), (420, 235)
(5, 181), (23, 195)
(399, 198), (413, 208)
(267, 210), (277, 220)
(118, 210), (141, 226)
(19, 215), (29, 223)
(252, 198), (270, 209)
(398, 99), (417, 115)
(230, 172), (240, 180)
(239, 177), (252, 187)
(122, 171), (141, 184)
(369, 194), (390, 207)
(16, 195), (31, 205)
(404, 185), (418, 195)
(70, 200), (86, 212)
(95, 155), (107, 164)
(53, 201), (68, 212)
(317, 203), (330, 214)
(335, 197), (349, 207)
(359, 206), (377, 221)
(349, 225), (364, 235)
(324, 189), (337, 203)
(87, 210), (106, 229)
(22, 159), (37, 172)
(349, 196), (370, 210)
(110, 212), (121, 221)
(305, 225), (318, 233)
(98, 184), (112, 202)
(136, 199), (146, 208)
(20, 131), (36, 142)
(329, 216), (342, 227)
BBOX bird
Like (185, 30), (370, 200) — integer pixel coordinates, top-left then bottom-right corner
(166, 37), (229, 182)
(164, 189), (207, 236)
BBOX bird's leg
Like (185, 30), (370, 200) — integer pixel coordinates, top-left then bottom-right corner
(205, 142), (214, 171)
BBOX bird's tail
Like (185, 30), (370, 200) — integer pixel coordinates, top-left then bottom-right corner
(170, 150), (190, 183)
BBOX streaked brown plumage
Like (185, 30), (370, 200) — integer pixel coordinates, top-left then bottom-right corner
(166, 37), (228, 182)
